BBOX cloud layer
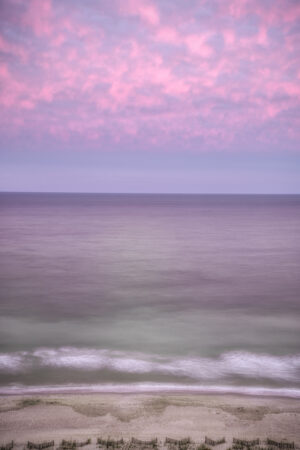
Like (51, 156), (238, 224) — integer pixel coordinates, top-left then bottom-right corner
(0, 0), (299, 152)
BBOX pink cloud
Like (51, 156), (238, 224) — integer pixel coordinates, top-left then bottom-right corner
(184, 34), (213, 58)
(155, 26), (180, 44)
(256, 26), (268, 46)
(22, 0), (52, 36)
(221, 0), (249, 19)
(0, 0), (299, 151)
(119, 0), (160, 26)
(223, 29), (235, 47)
(0, 64), (27, 109)
(51, 34), (65, 48)
(0, 33), (28, 62)
(39, 86), (55, 103)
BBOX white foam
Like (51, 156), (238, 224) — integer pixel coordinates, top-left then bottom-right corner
(0, 382), (300, 398)
(1, 347), (300, 383)
(32, 348), (109, 369)
(0, 353), (26, 372)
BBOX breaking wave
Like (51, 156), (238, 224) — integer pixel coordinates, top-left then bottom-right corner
(1, 347), (300, 383)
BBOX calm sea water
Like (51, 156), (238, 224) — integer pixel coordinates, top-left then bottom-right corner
(0, 193), (300, 396)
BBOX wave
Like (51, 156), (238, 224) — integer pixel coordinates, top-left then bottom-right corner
(1, 347), (300, 383)
(0, 382), (300, 398)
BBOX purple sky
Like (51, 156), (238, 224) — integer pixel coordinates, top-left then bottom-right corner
(0, 0), (300, 193)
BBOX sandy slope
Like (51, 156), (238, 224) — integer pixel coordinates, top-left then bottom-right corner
(0, 394), (299, 445)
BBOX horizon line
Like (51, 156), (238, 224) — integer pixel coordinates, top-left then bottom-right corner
(1, 191), (300, 196)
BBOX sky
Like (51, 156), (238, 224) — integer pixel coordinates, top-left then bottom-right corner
(0, 0), (299, 193)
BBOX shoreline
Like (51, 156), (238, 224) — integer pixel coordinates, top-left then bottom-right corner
(1, 390), (300, 401)
(1, 385), (300, 399)
(1, 392), (299, 443)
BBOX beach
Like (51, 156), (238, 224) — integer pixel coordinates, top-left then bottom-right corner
(1, 393), (299, 445)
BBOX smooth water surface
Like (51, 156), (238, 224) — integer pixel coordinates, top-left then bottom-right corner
(0, 193), (299, 395)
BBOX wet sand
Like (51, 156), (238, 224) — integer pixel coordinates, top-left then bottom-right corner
(0, 393), (299, 446)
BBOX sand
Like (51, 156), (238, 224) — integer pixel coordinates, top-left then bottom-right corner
(0, 393), (299, 447)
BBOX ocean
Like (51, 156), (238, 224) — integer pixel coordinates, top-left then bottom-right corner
(0, 193), (299, 397)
